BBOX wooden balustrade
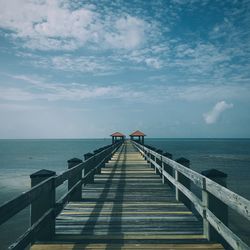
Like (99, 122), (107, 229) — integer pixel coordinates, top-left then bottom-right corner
(132, 140), (250, 250)
(0, 141), (122, 250)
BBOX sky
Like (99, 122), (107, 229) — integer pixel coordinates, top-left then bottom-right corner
(0, 0), (250, 139)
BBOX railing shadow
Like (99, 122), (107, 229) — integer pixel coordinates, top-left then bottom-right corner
(104, 141), (127, 249)
(71, 142), (126, 249)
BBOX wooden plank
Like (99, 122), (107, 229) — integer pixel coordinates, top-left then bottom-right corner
(56, 217), (200, 223)
(60, 212), (193, 218)
(55, 234), (206, 240)
(31, 243), (224, 250)
(67, 201), (183, 205)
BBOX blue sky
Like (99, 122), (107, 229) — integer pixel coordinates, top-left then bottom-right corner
(0, 0), (250, 138)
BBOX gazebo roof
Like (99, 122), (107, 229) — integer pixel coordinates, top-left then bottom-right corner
(130, 130), (146, 136)
(110, 132), (125, 137)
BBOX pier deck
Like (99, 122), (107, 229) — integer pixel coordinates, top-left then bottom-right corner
(31, 141), (224, 249)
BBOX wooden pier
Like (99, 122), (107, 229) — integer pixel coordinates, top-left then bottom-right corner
(0, 139), (250, 250)
(45, 141), (211, 248)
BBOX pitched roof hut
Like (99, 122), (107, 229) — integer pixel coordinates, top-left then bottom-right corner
(129, 130), (146, 144)
(110, 132), (125, 144)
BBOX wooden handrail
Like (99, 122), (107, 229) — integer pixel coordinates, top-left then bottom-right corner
(0, 140), (122, 250)
(205, 178), (250, 221)
(132, 140), (250, 250)
(0, 176), (54, 225)
(8, 209), (54, 250)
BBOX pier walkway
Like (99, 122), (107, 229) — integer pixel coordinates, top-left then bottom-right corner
(31, 141), (224, 250)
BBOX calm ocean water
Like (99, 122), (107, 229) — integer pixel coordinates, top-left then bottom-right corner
(0, 138), (249, 249)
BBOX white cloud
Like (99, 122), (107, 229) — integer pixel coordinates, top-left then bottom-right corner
(174, 43), (231, 75)
(121, 48), (165, 69)
(0, 87), (37, 101)
(145, 58), (162, 69)
(105, 16), (146, 49)
(176, 84), (250, 101)
(50, 56), (113, 73)
(0, 74), (145, 102)
(203, 101), (233, 124)
(29, 54), (124, 75)
(0, 0), (146, 50)
(3, 73), (250, 105)
(0, 85), (117, 102)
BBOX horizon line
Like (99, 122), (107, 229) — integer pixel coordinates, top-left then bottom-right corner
(0, 137), (250, 140)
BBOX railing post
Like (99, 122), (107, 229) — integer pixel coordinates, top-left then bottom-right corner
(96, 154), (102, 174)
(201, 169), (228, 244)
(202, 178), (210, 240)
(67, 158), (83, 201)
(84, 153), (94, 160)
(175, 170), (179, 200)
(156, 149), (163, 176)
(175, 157), (191, 210)
(146, 149), (151, 163)
(84, 153), (95, 184)
(150, 147), (156, 170)
(162, 152), (173, 187)
(144, 147), (148, 161)
(148, 150), (152, 166)
(30, 169), (56, 241)
(93, 150), (102, 174)
(106, 147), (112, 163)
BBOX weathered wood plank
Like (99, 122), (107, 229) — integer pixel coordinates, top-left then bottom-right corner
(31, 243), (224, 250)
(55, 234), (206, 240)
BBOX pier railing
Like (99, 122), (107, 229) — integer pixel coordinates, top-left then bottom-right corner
(132, 140), (250, 250)
(0, 141), (122, 250)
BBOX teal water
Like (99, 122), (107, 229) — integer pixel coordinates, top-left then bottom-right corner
(0, 139), (249, 249)
(0, 139), (111, 204)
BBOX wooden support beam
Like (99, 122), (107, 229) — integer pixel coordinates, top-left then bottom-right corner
(201, 169), (228, 246)
(175, 158), (191, 210)
(30, 169), (56, 241)
(162, 152), (173, 187)
(67, 158), (83, 201)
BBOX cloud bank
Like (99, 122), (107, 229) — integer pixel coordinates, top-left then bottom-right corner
(0, 0), (146, 50)
(203, 101), (233, 124)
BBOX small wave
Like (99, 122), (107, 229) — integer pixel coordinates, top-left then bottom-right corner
(208, 154), (250, 161)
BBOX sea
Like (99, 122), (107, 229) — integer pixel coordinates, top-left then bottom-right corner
(0, 138), (249, 249)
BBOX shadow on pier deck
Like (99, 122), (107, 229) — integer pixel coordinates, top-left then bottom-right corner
(31, 141), (224, 250)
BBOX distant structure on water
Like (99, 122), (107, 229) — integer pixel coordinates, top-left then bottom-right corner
(130, 130), (146, 144)
(110, 130), (146, 144)
(110, 132), (125, 144)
